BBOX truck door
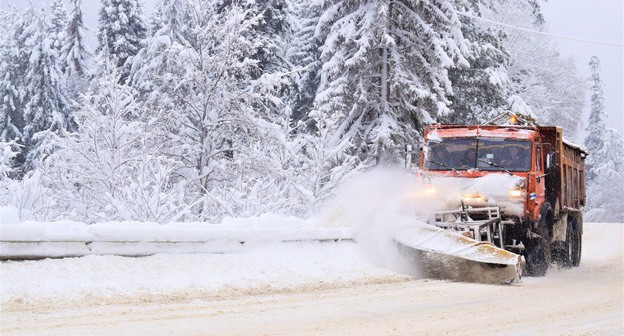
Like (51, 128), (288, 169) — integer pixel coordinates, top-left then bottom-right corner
(529, 144), (546, 220)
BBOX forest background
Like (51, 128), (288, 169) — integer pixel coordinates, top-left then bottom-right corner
(1, 0), (622, 223)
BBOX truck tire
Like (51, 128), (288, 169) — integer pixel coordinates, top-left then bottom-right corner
(571, 215), (582, 267)
(553, 219), (575, 268)
(525, 205), (552, 276)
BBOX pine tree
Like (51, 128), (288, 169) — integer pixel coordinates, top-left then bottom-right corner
(148, 0), (190, 42)
(312, 0), (471, 168)
(1, 7), (41, 173)
(446, 0), (510, 125)
(527, 0), (545, 26)
(584, 55), (607, 182)
(583, 55), (624, 222)
(0, 9), (22, 178)
(585, 56), (624, 222)
(483, 0), (585, 137)
(248, 0), (295, 77)
(62, 0), (90, 79)
(131, 0), (191, 107)
(280, 0), (476, 211)
(0, 8), (25, 144)
(96, 0), (147, 83)
(49, 0), (68, 54)
(21, 10), (73, 172)
(288, 0), (323, 128)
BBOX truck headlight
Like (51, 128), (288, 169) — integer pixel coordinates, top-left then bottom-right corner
(463, 193), (486, 202)
(425, 187), (437, 195)
(515, 179), (526, 188)
(509, 188), (523, 198)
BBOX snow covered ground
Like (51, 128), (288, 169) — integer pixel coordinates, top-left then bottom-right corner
(0, 241), (406, 310)
(0, 204), (399, 310)
(0, 221), (622, 335)
(1, 219), (621, 309)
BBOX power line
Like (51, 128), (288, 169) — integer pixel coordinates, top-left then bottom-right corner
(458, 11), (624, 47)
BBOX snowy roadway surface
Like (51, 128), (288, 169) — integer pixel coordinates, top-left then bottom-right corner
(1, 222), (622, 335)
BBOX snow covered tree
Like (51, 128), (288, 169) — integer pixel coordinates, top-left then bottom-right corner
(526, 0), (545, 26)
(0, 7), (74, 175)
(314, 0), (471, 164)
(292, 0), (473, 211)
(584, 128), (624, 222)
(0, 8), (26, 146)
(0, 141), (19, 181)
(20, 10), (74, 172)
(147, 0), (190, 41)
(132, 2), (301, 220)
(44, 67), (186, 223)
(61, 0), (91, 99)
(445, 1), (510, 125)
(49, 0), (67, 54)
(247, 0), (295, 77)
(246, 0), (298, 129)
(0, 140), (54, 222)
(584, 55), (607, 182)
(583, 55), (624, 222)
(288, 0), (323, 128)
(482, 0), (585, 137)
(96, 0), (147, 83)
(131, 0), (191, 107)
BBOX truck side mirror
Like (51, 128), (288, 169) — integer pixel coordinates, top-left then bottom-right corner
(545, 152), (555, 170)
(405, 145), (413, 171)
(405, 144), (422, 171)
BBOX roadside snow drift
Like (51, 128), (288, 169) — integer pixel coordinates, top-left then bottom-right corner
(0, 208), (352, 258)
(0, 242), (407, 310)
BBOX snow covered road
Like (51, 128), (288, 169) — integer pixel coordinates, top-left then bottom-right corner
(1, 222), (622, 335)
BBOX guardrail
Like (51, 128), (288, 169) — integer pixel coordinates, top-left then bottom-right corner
(0, 224), (354, 260)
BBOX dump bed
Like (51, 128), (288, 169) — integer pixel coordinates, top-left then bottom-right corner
(540, 127), (588, 213)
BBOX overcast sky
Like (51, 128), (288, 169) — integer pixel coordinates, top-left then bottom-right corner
(541, 0), (623, 139)
(2, 0), (622, 138)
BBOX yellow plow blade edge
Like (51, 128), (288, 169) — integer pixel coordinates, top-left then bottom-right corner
(394, 223), (524, 284)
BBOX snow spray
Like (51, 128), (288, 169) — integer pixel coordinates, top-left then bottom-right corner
(315, 167), (448, 277)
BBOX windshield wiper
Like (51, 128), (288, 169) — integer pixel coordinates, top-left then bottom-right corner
(429, 160), (460, 175)
(477, 159), (512, 175)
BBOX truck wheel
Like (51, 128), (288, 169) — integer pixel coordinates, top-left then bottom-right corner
(525, 207), (552, 276)
(553, 219), (575, 268)
(571, 215), (582, 267)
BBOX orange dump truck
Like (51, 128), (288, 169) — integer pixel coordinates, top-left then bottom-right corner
(416, 113), (588, 276)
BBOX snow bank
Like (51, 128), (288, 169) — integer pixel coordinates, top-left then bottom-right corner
(0, 210), (352, 258)
(0, 212), (352, 243)
(0, 242), (404, 308)
(0, 206), (20, 225)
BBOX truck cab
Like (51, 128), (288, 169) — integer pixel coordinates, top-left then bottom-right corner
(419, 124), (545, 221)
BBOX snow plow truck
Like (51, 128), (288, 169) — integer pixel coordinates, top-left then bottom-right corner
(398, 112), (587, 283)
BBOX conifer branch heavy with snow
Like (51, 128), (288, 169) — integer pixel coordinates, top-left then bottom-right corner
(583, 55), (624, 222)
(1, 0), (619, 224)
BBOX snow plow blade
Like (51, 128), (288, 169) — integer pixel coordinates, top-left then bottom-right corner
(394, 223), (524, 284)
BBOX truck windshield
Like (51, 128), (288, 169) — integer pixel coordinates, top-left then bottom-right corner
(425, 137), (532, 172)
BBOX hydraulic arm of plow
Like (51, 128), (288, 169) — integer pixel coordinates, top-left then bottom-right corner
(433, 204), (504, 248)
